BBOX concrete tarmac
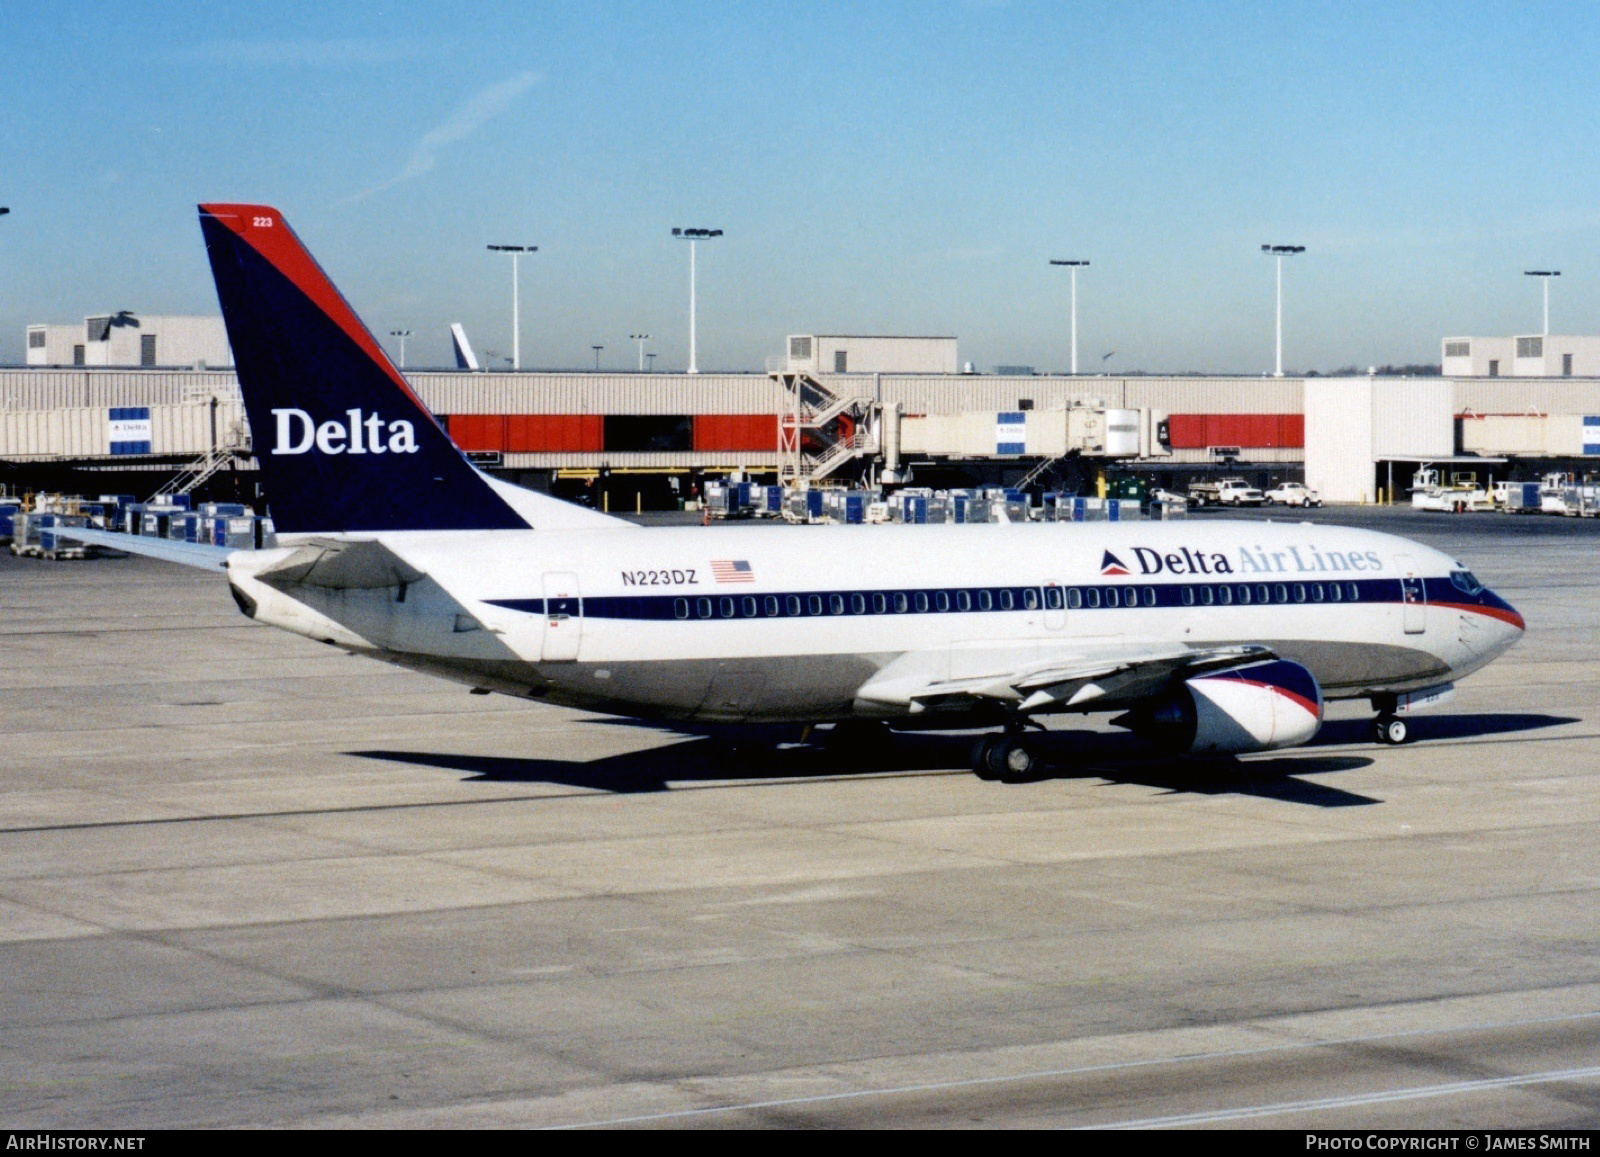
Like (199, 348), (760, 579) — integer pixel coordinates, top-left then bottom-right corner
(1, 507), (1597, 1129)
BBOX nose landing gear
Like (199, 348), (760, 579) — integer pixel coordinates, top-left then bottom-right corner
(1373, 714), (1410, 745)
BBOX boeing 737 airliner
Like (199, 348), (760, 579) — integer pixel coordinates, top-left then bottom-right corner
(65, 205), (1525, 781)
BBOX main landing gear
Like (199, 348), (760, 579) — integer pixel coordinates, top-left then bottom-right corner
(972, 723), (1044, 783)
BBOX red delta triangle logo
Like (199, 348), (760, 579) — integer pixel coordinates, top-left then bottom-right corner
(1100, 550), (1131, 576)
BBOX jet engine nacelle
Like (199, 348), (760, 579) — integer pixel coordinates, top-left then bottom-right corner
(1132, 658), (1323, 755)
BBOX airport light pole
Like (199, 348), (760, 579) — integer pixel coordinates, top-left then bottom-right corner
(592, 345), (604, 370)
(672, 227), (722, 373)
(1525, 270), (1560, 336)
(388, 329), (411, 368)
(1049, 259), (1090, 374)
(486, 244), (537, 370)
(630, 333), (651, 371)
(1262, 244), (1305, 377)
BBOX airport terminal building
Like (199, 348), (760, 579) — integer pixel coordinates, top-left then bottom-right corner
(3, 329), (1598, 507)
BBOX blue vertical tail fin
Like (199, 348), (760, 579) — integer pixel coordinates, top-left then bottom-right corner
(199, 203), (528, 535)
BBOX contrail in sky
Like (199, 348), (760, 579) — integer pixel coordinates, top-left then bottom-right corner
(344, 72), (539, 204)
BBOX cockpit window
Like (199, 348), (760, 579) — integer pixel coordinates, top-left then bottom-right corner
(1449, 570), (1483, 595)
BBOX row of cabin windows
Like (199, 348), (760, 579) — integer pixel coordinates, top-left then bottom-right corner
(1179, 581), (1360, 606)
(669, 581), (1362, 621)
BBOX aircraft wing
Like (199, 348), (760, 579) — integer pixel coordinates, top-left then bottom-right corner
(45, 526), (234, 570)
(854, 642), (1275, 715)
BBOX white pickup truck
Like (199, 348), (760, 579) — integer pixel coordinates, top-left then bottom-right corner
(1188, 477), (1264, 507)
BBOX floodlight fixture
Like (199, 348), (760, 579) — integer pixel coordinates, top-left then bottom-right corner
(1524, 270), (1561, 336)
(1049, 259), (1091, 374)
(672, 226), (723, 373)
(1261, 244), (1306, 376)
(487, 244), (538, 369)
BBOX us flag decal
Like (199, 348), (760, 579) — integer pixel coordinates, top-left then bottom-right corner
(711, 559), (755, 583)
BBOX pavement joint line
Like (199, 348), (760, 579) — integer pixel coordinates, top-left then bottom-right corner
(1091, 1063), (1600, 1129)
(543, 1007), (1600, 1129)
(0, 768), (970, 835)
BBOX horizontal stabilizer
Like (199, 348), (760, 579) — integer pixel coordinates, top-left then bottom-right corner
(45, 526), (234, 570)
(255, 538), (425, 591)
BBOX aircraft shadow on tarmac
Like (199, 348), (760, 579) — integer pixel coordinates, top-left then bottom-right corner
(1310, 711), (1578, 746)
(342, 731), (1297, 804)
(350, 711), (1575, 805)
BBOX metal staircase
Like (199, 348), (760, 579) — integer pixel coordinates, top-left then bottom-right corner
(148, 418), (251, 500)
(772, 368), (877, 485)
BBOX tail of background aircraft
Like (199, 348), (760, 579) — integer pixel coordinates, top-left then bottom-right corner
(450, 323), (480, 371)
(199, 203), (530, 535)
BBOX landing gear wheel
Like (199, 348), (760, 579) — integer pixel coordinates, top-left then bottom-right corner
(1373, 714), (1409, 745)
(985, 736), (1038, 783)
(972, 736), (1002, 780)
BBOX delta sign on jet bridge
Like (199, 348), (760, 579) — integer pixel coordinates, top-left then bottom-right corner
(63, 205), (1524, 782)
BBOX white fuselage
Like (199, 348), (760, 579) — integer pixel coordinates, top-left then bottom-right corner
(227, 519), (1523, 725)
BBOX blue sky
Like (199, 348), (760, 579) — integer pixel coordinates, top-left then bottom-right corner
(4, 1), (1599, 373)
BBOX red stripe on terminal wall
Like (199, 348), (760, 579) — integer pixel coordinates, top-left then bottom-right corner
(446, 414), (603, 453)
(1167, 413), (1304, 449)
(694, 414), (779, 452)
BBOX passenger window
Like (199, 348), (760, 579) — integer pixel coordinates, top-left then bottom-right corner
(1293, 583), (1306, 603)
(1181, 587), (1195, 607)
(1143, 587), (1156, 607)
(1274, 584), (1288, 604)
(1328, 584), (1342, 602)
(720, 597), (735, 618)
(786, 595), (802, 616)
(894, 593), (909, 613)
(1346, 582), (1360, 602)
(741, 596), (757, 617)
(1237, 585), (1252, 605)
(1199, 585), (1214, 606)
(764, 596), (779, 617)
(1085, 588), (1101, 609)
(1216, 586), (1232, 605)
(807, 595), (823, 615)
(872, 593), (887, 613)
(1256, 584), (1271, 604)
(697, 597), (713, 618)
(935, 591), (950, 612)
(914, 592), (929, 612)
(978, 590), (993, 611)
(1067, 589), (1082, 609)
(829, 594), (845, 615)
(1310, 584), (1324, 603)
(1023, 588), (1039, 610)
(1105, 587), (1120, 608)
(956, 591), (972, 611)
(998, 590), (1014, 610)
(1044, 587), (1063, 610)
(675, 598), (689, 619)
(850, 593), (866, 614)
